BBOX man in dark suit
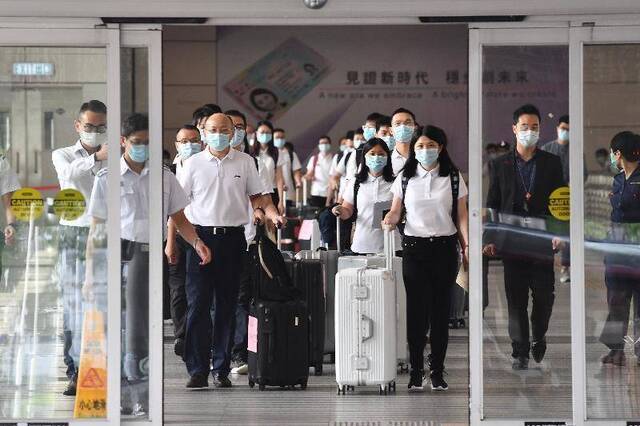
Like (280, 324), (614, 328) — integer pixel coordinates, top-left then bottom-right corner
(483, 104), (565, 370)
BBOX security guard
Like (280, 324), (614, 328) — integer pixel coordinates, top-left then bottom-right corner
(178, 112), (284, 389)
(600, 131), (640, 366)
(86, 113), (210, 414)
(51, 100), (107, 396)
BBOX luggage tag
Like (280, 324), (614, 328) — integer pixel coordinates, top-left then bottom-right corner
(248, 316), (258, 353)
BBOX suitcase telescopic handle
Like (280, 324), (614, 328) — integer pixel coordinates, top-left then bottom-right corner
(302, 178), (308, 207)
(383, 227), (395, 271)
(336, 214), (341, 253)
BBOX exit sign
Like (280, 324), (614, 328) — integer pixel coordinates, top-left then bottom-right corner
(12, 62), (54, 76)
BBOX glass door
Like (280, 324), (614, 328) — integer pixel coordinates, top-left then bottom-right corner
(468, 25), (572, 425)
(569, 23), (640, 426)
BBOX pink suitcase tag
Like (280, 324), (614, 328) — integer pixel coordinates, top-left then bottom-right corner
(248, 315), (258, 353)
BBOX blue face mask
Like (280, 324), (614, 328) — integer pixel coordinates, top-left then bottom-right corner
(257, 132), (272, 145)
(393, 125), (415, 144)
(610, 151), (619, 170)
(178, 143), (202, 160)
(231, 128), (246, 147)
(415, 148), (439, 167)
(558, 129), (569, 141)
(274, 137), (286, 149)
(205, 132), (231, 151)
(128, 144), (149, 163)
(363, 127), (376, 141)
(365, 154), (387, 173)
(318, 143), (331, 153)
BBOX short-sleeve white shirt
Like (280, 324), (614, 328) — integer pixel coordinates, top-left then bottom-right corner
(306, 152), (333, 197)
(391, 165), (468, 238)
(178, 148), (265, 227)
(391, 149), (408, 176)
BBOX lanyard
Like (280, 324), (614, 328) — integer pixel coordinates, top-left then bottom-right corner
(515, 154), (536, 211)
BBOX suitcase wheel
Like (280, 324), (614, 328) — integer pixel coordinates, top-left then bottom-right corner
(390, 381), (397, 393)
(337, 385), (346, 395)
(314, 365), (323, 376)
(259, 384), (266, 391)
(248, 380), (255, 388)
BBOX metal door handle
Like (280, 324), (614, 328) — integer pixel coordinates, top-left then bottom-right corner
(15, 151), (20, 174)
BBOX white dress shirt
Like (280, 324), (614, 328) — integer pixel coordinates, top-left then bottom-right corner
(0, 155), (20, 197)
(52, 140), (104, 227)
(343, 174), (400, 254)
(279, 148), (301, 200)
(391, 149), (408, 176)
(258, 150), (284, 190)
(307, 152), (333, 197)
(178, 148), (265, 227)
(88, 157), (189, 243)
(391, 165), (468, 238)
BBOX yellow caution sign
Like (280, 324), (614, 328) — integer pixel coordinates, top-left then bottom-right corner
(549, 186), (570, 221)
(73, 309), (107, 418)
(10, 188), (44, 222)
(53, 189), (86, 221)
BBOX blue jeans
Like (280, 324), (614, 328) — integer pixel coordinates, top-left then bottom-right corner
(184, 228), (246, 377)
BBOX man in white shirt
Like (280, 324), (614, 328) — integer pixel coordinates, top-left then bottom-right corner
(305, 136), (334, 207)
(390, 107), (418, 176)
(51, 100), (108, 396)
(86, 113), (210, 414)
(273, 128), (302, 206)
(178, 112), (285, 389)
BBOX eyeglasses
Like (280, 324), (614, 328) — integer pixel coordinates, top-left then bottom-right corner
(176, 139), (200, 144)
(80, 122), (107, 133)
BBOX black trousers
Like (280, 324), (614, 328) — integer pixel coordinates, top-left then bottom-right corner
(167, 235), (189, 340)
(402, 234), (458, 374)
(184, 227), (246, 377)
(600, 266), (640, 353)
(309, 195), (327, 208)
(230, 249), (252, 363)
(503, 258), (555, 358)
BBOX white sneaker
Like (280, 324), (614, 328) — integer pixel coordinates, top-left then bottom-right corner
(231, 363), (248, 375)
(560, 267), (570, 283)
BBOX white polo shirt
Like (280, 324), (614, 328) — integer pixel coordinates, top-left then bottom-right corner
(87, 157), (189, 243)
(391, 165), (468, 238)
(178, 148), (265, 227)
(343, 174), (400, 254)
(279, 148), (301, 200)
(306, 152), (333, 197)
(52, 140), (104, 227)
(391, 148), (408, 176)
(0, 155), (20, 196)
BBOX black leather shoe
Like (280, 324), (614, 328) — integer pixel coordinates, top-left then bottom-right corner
(186, 373), (209, 389)
(212, 374), (232, 388)
(512, 356), (529, 370)
(62, 374), (77, 396)
(532, 340), (547, 363)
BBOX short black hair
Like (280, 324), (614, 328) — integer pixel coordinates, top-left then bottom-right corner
(79, 100), (107, 118)
(122, 113), (148, 137)
(203, 103), (222, 113)
(354, 128), (364, 136)
(558, 114), (569, 125)
(175, 124), (199, 136)
(366, 112), (382, 124)
(391, 107), (416, 124)
(319, 135), (331, 143)
(610, 131), (640, 162)
(273, 128), (285, 134)
(376, 115), (391, 131)
(345, 130), (355, 140)
(513, 104), (541, 125)
(191, 106), (216, 126)
(225, 109), (247, 126)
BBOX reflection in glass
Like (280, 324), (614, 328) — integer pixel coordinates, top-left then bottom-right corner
(584, 44), (640, 420)
(0, 47), (107, 420)
(481, 45), (572, 419)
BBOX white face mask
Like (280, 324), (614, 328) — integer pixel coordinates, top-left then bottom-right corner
(80, 131), (106, 148)
(517, 130), (539, 148)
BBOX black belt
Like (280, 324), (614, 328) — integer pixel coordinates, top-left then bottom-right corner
(404, 234), (457, 244)
(196, 225), (245, 236)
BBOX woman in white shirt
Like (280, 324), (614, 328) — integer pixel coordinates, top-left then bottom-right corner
(304, 135), (334, 208)
(384, 125), (469, 393)
(331, 138), (395, 254)
(251, 120), (285, 212)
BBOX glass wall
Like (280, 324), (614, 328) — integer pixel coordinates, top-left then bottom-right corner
(0, 46), (108, 420)
(583, 43), (640, 420)
(481, 45), (572, 420)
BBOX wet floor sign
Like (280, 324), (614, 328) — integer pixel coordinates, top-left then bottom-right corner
(73, 309), (107, 418)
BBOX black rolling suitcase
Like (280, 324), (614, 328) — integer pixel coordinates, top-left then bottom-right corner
(288, 258), (325, 375)
(248, 299), (309, 390)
